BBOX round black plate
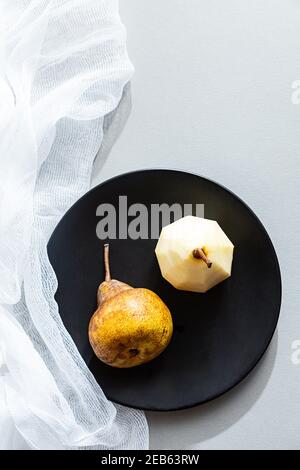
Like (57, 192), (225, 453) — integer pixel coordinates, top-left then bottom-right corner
(48, 169), (281, 411)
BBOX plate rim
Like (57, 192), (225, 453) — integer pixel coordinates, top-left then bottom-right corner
(48, 168), (282, 411)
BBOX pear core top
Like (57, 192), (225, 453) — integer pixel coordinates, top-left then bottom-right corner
(192, 248), (212, 268)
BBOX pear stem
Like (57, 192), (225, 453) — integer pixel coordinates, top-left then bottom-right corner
(104, 243), (111, 281)
(193, 248), (212, 268)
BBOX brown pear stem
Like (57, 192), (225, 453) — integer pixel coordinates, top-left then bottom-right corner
(193, 248), (212, 268)
(104, 243), (111, 281)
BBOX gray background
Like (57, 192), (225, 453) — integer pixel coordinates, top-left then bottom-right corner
(94, 0), (300, 449)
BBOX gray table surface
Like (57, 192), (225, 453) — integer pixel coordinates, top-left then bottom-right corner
(93, 0), (300, 450)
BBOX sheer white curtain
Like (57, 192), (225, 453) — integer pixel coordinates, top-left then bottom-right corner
(0, 0), (148, 449)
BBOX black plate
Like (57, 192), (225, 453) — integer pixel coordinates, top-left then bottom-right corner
(48, 169), (281, 411)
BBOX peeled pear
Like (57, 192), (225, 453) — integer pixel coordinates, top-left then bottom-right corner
(155, 216), (234, 293)
(89, 244), (173, 368)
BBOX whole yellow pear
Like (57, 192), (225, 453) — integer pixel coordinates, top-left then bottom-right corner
(89, 244), (173, 368)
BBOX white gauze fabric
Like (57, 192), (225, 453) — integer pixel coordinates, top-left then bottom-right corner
(0, 0), (149, 450)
